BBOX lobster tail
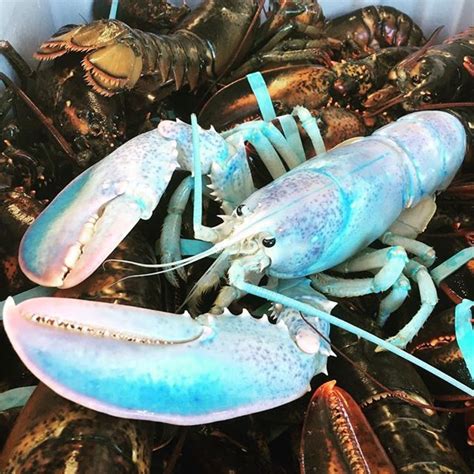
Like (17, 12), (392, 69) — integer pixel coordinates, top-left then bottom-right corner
(139, 30), (212, 91)
(33, 1), (259, 96)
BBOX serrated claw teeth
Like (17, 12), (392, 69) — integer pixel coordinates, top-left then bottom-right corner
(3, 297), (329, 424)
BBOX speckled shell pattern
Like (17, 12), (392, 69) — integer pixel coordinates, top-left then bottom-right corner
(240, 111), (466, 278)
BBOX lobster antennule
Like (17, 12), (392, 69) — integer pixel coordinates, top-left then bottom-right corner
(103, 244), (229, 288)
(105, 234), (241, 282)
(107, 244), (222, 270)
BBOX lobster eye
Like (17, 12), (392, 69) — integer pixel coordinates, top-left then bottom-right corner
(262, 237), (276, 248)
(235, 204), (249, 217)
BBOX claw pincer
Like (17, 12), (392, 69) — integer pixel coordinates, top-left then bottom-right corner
(19, 128), (179, 288)
(3, 297), (328, 425)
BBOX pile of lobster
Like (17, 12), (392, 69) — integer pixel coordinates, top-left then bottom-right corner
(0, 0), (473, 471)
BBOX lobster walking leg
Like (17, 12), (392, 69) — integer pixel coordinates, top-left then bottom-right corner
(161, 175), (195, 286)
(381, 232), (436, 267)
(381, 259), (438, 349)
(311, 246), (409, 296)
(378, 274), (411, 325)
(312, 244), (440, 349)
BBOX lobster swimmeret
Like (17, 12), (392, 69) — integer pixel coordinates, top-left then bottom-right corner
(3, 108), (474, 424)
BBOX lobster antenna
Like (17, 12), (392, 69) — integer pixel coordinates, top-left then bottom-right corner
(365, 93), (405, 116)
(397, 25), (444, 72)
(191, 113), (203, 230)
(299, 313), (474, 414)
(416, 101), (474, 110)
(236, 279), (474, 396)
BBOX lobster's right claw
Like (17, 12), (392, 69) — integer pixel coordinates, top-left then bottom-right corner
(3, 297), (328, 425)
(19, 129), (179, 288)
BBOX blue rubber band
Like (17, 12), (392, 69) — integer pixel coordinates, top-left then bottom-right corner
(279, 114), (305, 164)
(109, 0), (119, 19)
(246, 72), (276, 122)
(191, 114), (202, 231)
(180, 238), (213, 256)
(455, 299), (474, 381)
(0, 386), (36, 411)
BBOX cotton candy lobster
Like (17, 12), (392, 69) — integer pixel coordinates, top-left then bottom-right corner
(3, 106), (474, 425)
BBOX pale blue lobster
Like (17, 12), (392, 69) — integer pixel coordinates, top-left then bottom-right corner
(3, 102), (474, 425)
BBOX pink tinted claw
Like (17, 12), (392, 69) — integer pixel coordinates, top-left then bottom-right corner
(19, 129), (179, 288)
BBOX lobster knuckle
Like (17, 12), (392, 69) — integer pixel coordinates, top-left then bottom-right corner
(157, 120), (227, 173)
(209, 143), (254, 209)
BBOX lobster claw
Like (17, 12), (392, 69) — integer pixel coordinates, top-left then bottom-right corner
(3, 297), (328, 425)
(19, 129), (179, 288)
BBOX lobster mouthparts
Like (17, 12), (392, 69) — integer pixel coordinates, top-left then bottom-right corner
(3, 297), (328, 425)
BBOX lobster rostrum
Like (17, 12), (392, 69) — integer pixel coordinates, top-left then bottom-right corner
(3, 106), (474, 425)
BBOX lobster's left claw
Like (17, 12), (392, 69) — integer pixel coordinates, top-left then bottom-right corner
(19, 171), (141, 288)
(19, 129), (178, 288)
(3, 297), (327, 425)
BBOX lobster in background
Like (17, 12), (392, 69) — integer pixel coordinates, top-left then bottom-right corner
(0, 65), (52, 297)
(32, 1), (427, 98)
(34, 1), (260, 96)
(93, 0), (191, 33)
(365, 27), (474, 112)
(316, 303), (472, 473)
(322, 4), (425, 58)
(0, 384), (153, 473)
(1, 39), (127, 168)
(301, 380), (397, 472)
